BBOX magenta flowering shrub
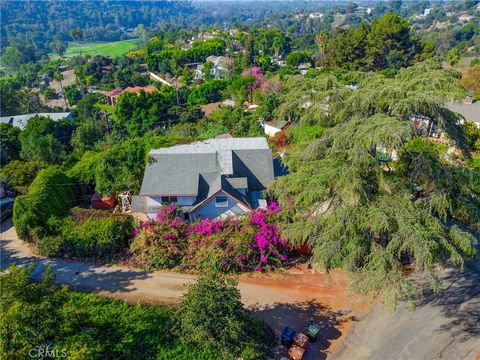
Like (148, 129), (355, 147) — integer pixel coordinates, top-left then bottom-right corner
(129, 205), (188, 269)
(129, 203), (288, 273)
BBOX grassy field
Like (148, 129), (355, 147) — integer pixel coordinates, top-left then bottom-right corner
(64, 39), (139, 57)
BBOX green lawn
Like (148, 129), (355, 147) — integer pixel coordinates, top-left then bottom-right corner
(64, 39), (140, 57)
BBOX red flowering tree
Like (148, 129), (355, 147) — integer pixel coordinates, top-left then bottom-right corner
(241, 66), (266, 100)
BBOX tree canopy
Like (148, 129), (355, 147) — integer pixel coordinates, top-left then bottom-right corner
(270, 60), (479, 307)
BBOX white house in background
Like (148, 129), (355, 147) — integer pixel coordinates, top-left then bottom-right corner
(261, 119), (289, 137)
(0, 112), (72, 130)
(195, 55), (231, 80)
(132, 137), (274, 220)
(309, 12), (324, 19)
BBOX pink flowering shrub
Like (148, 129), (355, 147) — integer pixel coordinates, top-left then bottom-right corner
(241, 66), (266, 94)
(129, 205), (188, 269)
(129, 203), (288, 273)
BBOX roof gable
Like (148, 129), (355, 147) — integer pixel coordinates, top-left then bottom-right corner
(140, 137), (274, 197)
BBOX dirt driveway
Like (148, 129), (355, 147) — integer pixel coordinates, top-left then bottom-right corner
(0, 218), (366, 359)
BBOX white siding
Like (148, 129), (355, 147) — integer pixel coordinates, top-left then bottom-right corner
(264, 123), (282, 137)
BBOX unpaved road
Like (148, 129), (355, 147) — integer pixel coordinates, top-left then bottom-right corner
(3, 217), (478, 360)
(332, 246), (480, 360)
(0, 218), (363, 359)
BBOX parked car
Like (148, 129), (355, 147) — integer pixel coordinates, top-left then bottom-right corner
(0, 198), (14, 222)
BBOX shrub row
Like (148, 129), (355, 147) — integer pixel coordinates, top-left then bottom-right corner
(38, 208), (134, 261)
(128, 203), (288, 272)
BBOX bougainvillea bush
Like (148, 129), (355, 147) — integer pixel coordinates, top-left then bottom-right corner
(129, 203), (288, 273)
(129, 205), (188, 269)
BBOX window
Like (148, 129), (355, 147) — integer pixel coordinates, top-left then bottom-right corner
(215, 196), (228, 207)
(161, 196), (177, 203)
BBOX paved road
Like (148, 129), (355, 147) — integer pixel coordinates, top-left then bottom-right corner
(331, 246), (480, 360)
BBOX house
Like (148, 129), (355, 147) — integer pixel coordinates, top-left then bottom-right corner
(262, 119), (289, 137)
(195, 64), (204, 81)
(308, 12), (324, 19)
(196, 56), (232, 80)
(0, 112), (72, 130)
(133, 137), (275, 220)
(106, 85), (156, 106)
(458, 14), (474, 22)
(105, 88), (123, 106)
(446, 98), (480, 128)
(201, 100), (236, 117)
(229, 29), (246, 36)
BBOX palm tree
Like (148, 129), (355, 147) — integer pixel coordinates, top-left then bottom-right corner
(69, 28), (84, 57)
(315, 31), (329, 66)
(54, 70), (68, 110)
(257, 35), (268, 55)
(272, 36), (285, 58)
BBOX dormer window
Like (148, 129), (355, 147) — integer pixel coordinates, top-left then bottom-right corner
(215, 196), (228, 207)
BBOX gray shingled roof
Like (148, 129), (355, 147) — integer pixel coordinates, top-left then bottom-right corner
(193, 174), (251, 210)
(225, 177), (248, 189)
(139, 137), (274, 201)
(0, 112), (72, 130)
(140, 153), (220, 195)
(446, 101), (480, 124)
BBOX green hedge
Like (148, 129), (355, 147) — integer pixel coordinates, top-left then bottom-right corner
(13, 167), (77, 241)
(38, 209), (134, 261)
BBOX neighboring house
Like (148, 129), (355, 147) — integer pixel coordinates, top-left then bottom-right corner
(195, 64), (204, 81)
(446, 98), (480, 128)
(0, 112), (72, 130)
(133, 137), (275, 220)
(106, 85), (156, 106)
(196, 56), (231, 80)
(458, 14), (474, 22)
(308, 12), (324, 19)
(148, 72), (173, 87)
(262, 119), (289, 137)
(200, 100), (235, 117)
(409, 97), (480, 138)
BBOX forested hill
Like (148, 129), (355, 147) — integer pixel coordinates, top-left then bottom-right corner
(0, 0), (193, 49)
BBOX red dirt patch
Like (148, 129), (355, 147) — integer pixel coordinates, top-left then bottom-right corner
(241, 266), (369, 359)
